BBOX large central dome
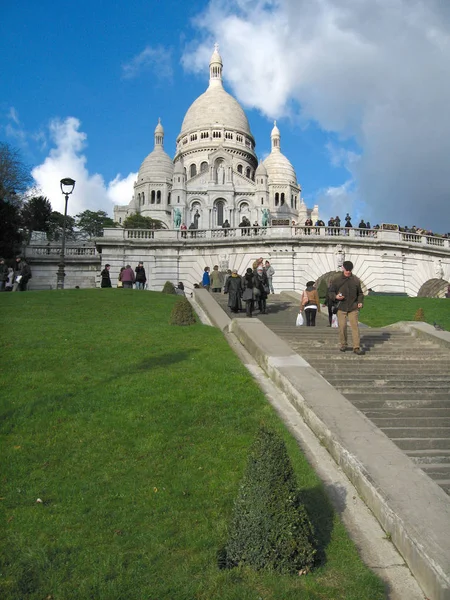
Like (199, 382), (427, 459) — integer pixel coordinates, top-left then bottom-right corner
(178, 45), (252, 139)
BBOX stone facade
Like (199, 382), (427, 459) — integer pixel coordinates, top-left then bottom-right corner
(114, 45), (318, 230)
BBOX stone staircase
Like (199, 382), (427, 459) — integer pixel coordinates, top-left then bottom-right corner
(270, 325), (450, 495)
(213, 292), (450, 494)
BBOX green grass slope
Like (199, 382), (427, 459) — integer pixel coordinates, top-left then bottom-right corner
(0, 289), (384, 600)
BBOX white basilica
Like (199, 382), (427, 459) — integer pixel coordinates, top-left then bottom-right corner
(114, 45), (318, 230)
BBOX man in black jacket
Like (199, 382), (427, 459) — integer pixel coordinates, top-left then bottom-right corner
(329, 260), (364, 355)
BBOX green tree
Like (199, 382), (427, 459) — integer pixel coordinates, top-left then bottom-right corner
(123, 213), (165, 229)
(47, 211), (76, 242)
(75, 209), (116, 238)
(21, 196), (53, 241)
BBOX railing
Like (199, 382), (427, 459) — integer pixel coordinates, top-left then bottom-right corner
(26, 245), (98, 257)
(101, 227), (450, 248)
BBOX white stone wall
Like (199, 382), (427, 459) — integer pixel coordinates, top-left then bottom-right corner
(24, 230), (450, 296)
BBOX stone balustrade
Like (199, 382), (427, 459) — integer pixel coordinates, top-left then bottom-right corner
(101, 226), (450, 249)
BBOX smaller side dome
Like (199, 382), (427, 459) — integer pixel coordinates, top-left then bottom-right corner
(256, 160), (268, 176)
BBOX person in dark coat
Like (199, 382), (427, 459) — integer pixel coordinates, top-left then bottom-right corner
(224, 269), (242, 313)
(135, 261), (146, 290)
(13, 256), (32, 291)
(242, 267), (256, 317)
(100, 264), (112, 288)
(254, 265), (269, 314)
(324, 278), (337, 326)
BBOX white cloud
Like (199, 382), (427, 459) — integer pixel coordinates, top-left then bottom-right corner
(31, 117), (136, 216)
(122, 45), (173, 82)
(183, 0), (450, 231)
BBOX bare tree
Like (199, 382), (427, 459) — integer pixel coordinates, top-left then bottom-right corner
(0, 142), (33, 202)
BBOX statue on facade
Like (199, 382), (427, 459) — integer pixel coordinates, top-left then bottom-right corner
(217, 163), (225, 184)
(435, 260), (444, 278)
(193, 209), (200, 229)
(262, 208), (270, 227)
(173, 207), (182, 228)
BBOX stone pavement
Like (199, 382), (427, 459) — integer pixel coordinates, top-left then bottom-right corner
(197, 289), (450, 600)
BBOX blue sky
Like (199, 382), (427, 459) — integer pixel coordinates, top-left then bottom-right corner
(2, 0), (450, 232)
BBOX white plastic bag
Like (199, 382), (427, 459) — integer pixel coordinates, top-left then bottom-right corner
(331, 313), (338, 328)
(296, 312), (304, 326)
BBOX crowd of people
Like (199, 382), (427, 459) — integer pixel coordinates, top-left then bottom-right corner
(101, 262), (148, 289)
(198, 257), (366, 354)
(0, 256), (32, 292)
(200, 258), (275, 317)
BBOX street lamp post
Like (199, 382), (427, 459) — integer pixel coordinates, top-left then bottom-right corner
(56, 178), (76, 289)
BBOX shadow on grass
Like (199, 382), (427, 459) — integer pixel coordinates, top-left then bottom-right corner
(301, 483), (346, 567)
(135, 350), (198, 370)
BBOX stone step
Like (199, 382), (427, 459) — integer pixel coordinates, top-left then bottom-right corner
(393, 438), (450, 450)
(347, 394), (450, 408)
(336, 385), (450, 394)
(365, 408), (450, 418)
(372, 417), (450, 428)
(419, 464), (450, 477)
(326, 376), (450, 384)
(436, 480), (450, 494)
(381, 427), (450, 438)
(309, 361), (450, 372)
(407, 449), (450, 464)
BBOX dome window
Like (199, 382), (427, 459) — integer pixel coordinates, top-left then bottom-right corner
(200, 161), (208, 173)
(275, 192), (279, 206)
(281, 193), (285, 206)
(237, 164), (243, 174)
(190, 133), (197, 141)
(157, 191), (161, 204)
(212, 130), (222, 138)
(183, 137), (188, 145)
(201, 131), (209, 139)
(151, 191), (156, 204)
(225, 131), (233, 140)
(246, 167), (251, 178)
(236, 134), (243, 143)
(190, 164), (197, 178)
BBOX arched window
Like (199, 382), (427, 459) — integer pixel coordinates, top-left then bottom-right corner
(156, 190), (161, 204)
(151, 190), (156, 204)
(281, 193), (285, 206)
(237, 164), (243, 174)
(261, 197), (264, 204)
(216, 201), (224, 226)
(190, 164), (197, 178)
(168, 192), (171, 205)
(275, 192), (279, 206)
(200, 161), (208, 173)
(142, 192), (145, 205)
(138, 193), (141, 205)
(246, 167), (251, 178)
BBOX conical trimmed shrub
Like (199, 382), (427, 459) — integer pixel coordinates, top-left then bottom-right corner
(223, 427), (317, 574)
(169, 296), (196, 326)
(162, 281), (176, 294)
(414, 307), (425, 321)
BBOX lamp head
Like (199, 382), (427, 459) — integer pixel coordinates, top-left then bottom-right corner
(60, 178), (76, 195)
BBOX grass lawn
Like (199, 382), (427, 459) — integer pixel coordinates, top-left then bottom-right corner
(360, 296), (450, 330)
(0, 289), (385, 600)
